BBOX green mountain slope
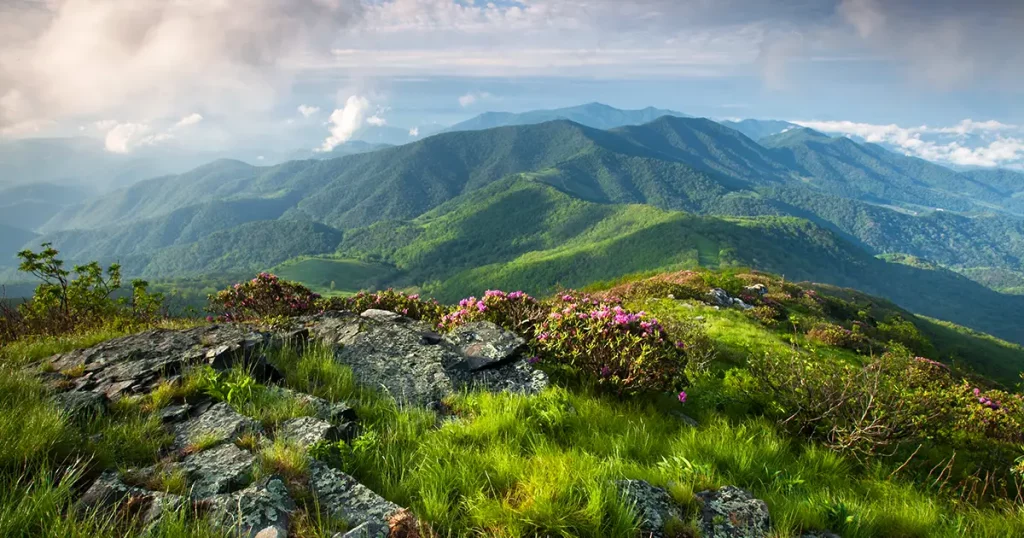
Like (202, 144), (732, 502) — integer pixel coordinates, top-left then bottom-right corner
(0, 224), (36, 267)
(129, 220), (343, 278)
(333, 177), (1024, 344)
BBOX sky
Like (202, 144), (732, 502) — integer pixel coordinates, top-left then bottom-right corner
(1, 0), (1023, 168)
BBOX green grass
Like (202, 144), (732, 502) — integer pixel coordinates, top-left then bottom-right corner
(4, 284), (1024, 537)
(271, 257), (399, 296)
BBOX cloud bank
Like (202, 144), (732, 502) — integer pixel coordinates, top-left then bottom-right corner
(793, 118), (1024, 168)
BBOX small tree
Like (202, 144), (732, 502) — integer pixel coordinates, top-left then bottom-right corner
(7, 244), (164, 339)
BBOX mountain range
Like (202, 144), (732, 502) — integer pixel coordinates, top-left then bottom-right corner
(4, 108), (1024, 346)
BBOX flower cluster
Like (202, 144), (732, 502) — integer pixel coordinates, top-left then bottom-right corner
(208, 273), (320, 322)
(536, 294), (688, 395)
(327, 289), (447, 324)
(806, 322), (870, 352)
(439, 290), (545, 333)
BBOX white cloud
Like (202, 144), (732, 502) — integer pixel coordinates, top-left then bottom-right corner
(298, 105), (320, 118)
(174, 113), (204, 128)
(792, 118), (1024, 168)
(319, 95), (370, 152)
(0, 0), (362, 134)
(458, 92), (493, 107)
(103, 122), (173, 153)
(409, 127), (420, 137)
(366, 115), (387, 126)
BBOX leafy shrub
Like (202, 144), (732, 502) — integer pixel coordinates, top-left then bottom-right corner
(208, 273), (319, 321)
(877, 316), (935, 357)
(328, 289), (447, 324)
(438, 290), (547, 334)
(1, 244), (165, 343)
(806, 323), (870, 352)
(746, 305), (785, 326)
(534, 293), (688, 396)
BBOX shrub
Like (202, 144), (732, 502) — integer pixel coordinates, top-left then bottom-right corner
(208, 273), (319, 321)
(746, 305), (784, 326)
(438, 290), (547, 334)
(806, 323), (869, 352)
(328, 289), (447, 325)
(2, 245), (165, 343)
(534, 293), (688, 396)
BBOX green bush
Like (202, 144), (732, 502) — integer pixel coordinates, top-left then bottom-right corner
(1, 244), (164, 344)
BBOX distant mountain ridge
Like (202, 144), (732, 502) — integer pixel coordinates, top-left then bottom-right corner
(447, 102), (690, 132)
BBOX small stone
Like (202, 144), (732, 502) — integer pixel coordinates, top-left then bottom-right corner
(159, 404), (192, 424)
(278, 416), (341, 449)
(179, 443), (256, 498)
(696, 486), (771, 538)
(361, 309), (404, 323)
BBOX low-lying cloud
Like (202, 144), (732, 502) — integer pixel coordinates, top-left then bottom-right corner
(793, 118), (1024, 168)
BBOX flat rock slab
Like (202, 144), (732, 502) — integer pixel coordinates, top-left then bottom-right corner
(179, 442), (256, 498)
(310, 462), (406, 538)
(278, 416), (340, 449)
(443, 321), (526, 371)
(323, 316), (546, 407)
(207, 477), (295, 538)
(79, 471), (186, 526)
(173, 402), (261, 451)
(42, 324), (281, 401)
(696, 486), (771, 538)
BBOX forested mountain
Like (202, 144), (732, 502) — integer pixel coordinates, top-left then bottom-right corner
(718, 119), (796, 141)
(12, 115), (1024, 344)
(447, 102), (689, 132)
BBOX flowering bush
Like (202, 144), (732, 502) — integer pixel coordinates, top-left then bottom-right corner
(438, 290), (547, 334)
(327, 289), (447, 324)
(806, 322), (870, 352)
(534, 293), (688, 396)
(208, 273), (320, 321)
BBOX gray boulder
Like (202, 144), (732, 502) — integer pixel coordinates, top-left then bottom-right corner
(42, 324), (281, 402)
(309, 461), (407, 538)
(321, 315), (546, 407)
(278, 416), (341, 449)
(173, 402), (261, 450)
(179, 442), (256, 498)
(444, 321), (526, 371)
(696, 486), (770, 538)
(615, 479), (681, 538)
(207, 477), (295, 538)
(360, 309), (405, 323)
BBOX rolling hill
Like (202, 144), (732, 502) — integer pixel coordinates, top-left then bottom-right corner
(15, 115), (1024, 344)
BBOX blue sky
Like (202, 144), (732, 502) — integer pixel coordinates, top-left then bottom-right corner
(2, 0), (1023, 167)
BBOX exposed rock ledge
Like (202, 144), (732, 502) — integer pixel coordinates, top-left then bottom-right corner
(39, 309), (548, 537)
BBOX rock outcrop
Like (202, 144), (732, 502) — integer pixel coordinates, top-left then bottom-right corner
(315, 312), (547, 406)
(41, 309), (548, 536)
(696, 486), (771, 538)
